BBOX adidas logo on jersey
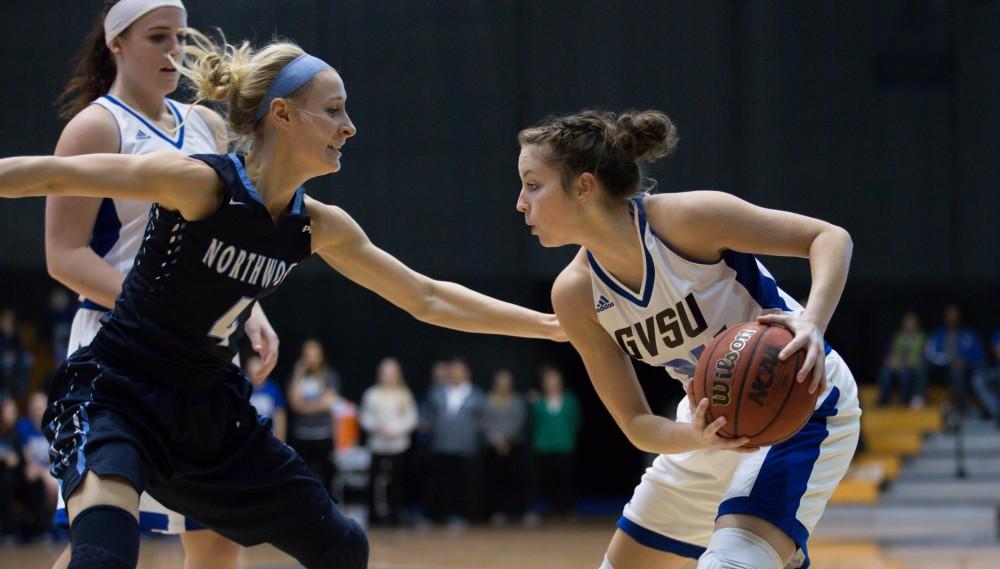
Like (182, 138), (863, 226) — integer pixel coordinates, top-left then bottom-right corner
(136, 130), (151, 140)
(595, 295), (615, 312)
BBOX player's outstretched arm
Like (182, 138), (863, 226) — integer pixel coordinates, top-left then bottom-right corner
(552, 254), (752, 455)
(307, 198), (563, 341)
(0, 151), (222, 221)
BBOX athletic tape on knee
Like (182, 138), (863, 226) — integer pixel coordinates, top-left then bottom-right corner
(697, 527), (783, 569)
(68, 505), (139, 569)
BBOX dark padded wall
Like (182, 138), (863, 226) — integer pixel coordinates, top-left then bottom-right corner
(1, 1), (997, 497)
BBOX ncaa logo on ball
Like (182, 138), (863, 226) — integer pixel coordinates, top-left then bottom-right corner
(710, 327), (757, 406)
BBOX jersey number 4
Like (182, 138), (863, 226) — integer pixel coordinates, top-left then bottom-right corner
(209, 297), (254, 345)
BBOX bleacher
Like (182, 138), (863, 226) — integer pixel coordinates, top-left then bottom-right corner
(829, 385), (947, 505)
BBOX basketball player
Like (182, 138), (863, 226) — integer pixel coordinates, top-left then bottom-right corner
(0, 31), (561, 569)
(45, 2), (252, 568)
(515, 110), (861, 569)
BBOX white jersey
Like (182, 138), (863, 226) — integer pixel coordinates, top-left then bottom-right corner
(57, 97), (218, 534)
(81, 95), (217, 310)
(590, 196), (860, 567)
(588, 195), (807, 381)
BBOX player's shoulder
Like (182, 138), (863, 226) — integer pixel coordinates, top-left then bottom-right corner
(644, 190), (740, 219)
(55, 104), (120, 156)
(551, 249), (594, 315)
(303, 197), (362, 248)
(189, 105), (228, 149)
(643, 190), (746, 238)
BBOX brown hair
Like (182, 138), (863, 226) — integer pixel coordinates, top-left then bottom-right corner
(517, 110), (678, 201)
(55, 1), (123, 121)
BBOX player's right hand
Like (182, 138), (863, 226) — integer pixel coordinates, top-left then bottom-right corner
(684, 380), (756, 453)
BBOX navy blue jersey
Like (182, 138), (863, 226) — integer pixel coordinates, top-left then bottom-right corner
(91, 153), (312, 383)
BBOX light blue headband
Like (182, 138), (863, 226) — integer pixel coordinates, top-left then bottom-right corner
(253, 54), (330, 125)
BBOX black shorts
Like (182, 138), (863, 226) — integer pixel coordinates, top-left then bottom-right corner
(44, 346), (355, 550)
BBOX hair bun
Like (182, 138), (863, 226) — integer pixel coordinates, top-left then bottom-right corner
(199, 52), (240, 102)
(614, 111), (678, 162)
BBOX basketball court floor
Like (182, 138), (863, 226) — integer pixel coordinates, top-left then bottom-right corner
(4, 519), (999, 569)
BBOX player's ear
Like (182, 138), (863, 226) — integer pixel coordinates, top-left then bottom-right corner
(108, 36), (125, 56)
(576, 172), (597, 202)
(270, 99), (294, 130)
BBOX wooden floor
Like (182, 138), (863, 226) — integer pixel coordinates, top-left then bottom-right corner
(3, 520), (999, 569)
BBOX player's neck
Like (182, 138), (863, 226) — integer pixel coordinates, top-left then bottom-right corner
(107, 81), (171, 127)
(581, 205), (646, 291)
(244, 145), (308, 222)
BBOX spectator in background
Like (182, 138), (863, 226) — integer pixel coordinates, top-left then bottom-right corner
(971, 331), (1000, 422)
(425, 358), (485, 529)
(482, 368), (528, 526)
(1, 397), (48, 540)
(877, 310), (928, 409)
(247, 355), (287, 442)
(47, 289), (76, 367)
(288, 339), (340, 495)
(404, 360), (453, 527)
(926, 303), (985, 414)
(360, 357), (418, 526)
(16, 392), (58, 522)
(0, 309), (34, 399)
(530, 366), (581, 521)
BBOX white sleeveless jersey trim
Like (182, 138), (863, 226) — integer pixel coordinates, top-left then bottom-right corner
(85, 96), (217, 306)
(587, 196), (805, 380)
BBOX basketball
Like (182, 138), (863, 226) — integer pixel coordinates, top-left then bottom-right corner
(692, 322), (818, 446)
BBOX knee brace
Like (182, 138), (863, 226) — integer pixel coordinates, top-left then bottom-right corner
(697, 528), (782, 569)
(68, 505), (139, 569)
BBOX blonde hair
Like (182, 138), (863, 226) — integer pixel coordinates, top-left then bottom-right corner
(176, 28), (313, 152)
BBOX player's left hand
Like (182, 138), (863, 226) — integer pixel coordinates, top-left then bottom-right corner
(756, 313), (827, 395)
(245, 307), (280, 385)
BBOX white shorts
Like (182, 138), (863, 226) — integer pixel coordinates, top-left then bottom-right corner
(619, 349), (861, 567)
(56, 307), (204, 535)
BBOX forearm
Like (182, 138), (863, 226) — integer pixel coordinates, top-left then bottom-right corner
(802, 227), (852, 333)
(0, 156), (60, 197)
(623, 413), (698, 455)
(47, 247), (124, 308)
(420, 280), (558, 340)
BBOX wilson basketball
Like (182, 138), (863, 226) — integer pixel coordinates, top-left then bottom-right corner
(692, 322), (817, 446)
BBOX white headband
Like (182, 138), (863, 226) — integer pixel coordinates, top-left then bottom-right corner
(104, 0), (187, 47)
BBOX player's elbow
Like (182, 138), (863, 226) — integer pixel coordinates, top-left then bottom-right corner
(406, 280), (442, 325)
(834, 225), (853, 253)
(45, 251), (71, 285)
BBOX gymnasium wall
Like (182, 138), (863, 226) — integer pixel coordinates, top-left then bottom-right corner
(1, 1), (998, 495)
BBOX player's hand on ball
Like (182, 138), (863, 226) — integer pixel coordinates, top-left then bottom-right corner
(756, 313), (827, 395)
(684, 380), (755, 452)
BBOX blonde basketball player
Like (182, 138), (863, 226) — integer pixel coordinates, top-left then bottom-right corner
(46, 2), (265, 568)
(516, 110), (861, 569)
(0, 27), (564, 569)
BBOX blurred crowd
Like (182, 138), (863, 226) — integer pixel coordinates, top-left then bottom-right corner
(8, 288), (1000, 542)
(0, 288), (584, 541)
(877, 303), (1000, 419)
